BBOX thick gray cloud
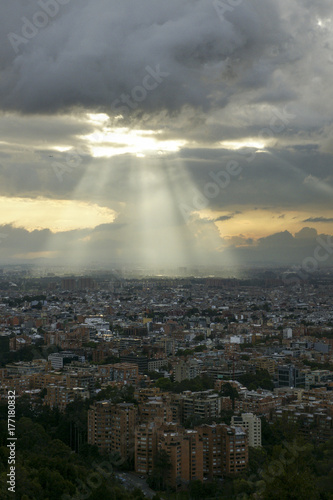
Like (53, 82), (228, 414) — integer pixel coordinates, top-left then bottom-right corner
(0, 0), (298, 115)
(0, 1), (333, 270)
(303, 217), (333, 223)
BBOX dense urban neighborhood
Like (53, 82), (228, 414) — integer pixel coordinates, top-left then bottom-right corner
(0, 267), (333, 499)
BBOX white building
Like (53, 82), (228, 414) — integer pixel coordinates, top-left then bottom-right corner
(283, 328), (293, 339)
(231, 413), (262, 448)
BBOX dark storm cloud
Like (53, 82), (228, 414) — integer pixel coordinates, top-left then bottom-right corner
(0, 142), (331, 220)
(0, 0), (287, 115)
(303, 217), (333, 223)
(215, 215), (234, 222)
(179, 147), (333, 214)
(214, 211), (241, 222)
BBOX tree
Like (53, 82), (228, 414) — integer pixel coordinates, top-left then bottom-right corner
(189, 479), (219, 499)
(155, 378), (173, 391)
(148, 450), (171, 491)
(237, 369), (274, 391)
(144, 370), (161, 380)
(194, 334), (205, 341)
(219, 382), (239, 409)
(248, 446), (268, 476)
(262, 454), (320, 499)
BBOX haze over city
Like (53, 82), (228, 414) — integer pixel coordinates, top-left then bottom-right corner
(0, 0), (333, 272)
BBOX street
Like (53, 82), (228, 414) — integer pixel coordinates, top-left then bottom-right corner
(116, 471), (156, 499)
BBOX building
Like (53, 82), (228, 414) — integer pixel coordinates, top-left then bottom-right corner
(135, 422), (203, 488)
(134, 420), (248, 486)
(181, 390), (222, 423)
(197, 424), (224, 478)
(9, 335), (32, 351)
(77, 277), (95, 289)
(46, 385), (89, 411)
(88, 401), (137, 463)
(155, 337), (175, 356)
(207, 365), (245, 381)
(135, 422), (159, 476)
(231, 413), (262, 448)
(283, 328), (293, 339)
(272, 406), (333, 444)
(138, 399), (173, 424)
(120, 355), (149, 373)
(173, 359), (201, 382)
(97, 362), (139, 384)
(48, 351), (79, 369)
(305, 370), (333, 389)
(147, 359), (167, 371)
(157, 425), (204, 488)
(61, 278), (76, 290)
(278, 364), (305, 388)
(197, 423), (248, 478)
(253, 357), (276, 376)
(66, 372), (95, 393)
(112, 363), (139, 384)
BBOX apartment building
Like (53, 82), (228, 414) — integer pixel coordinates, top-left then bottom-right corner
(173, 359), (201, 383)
(46, 385), (89, 411)
(88, 401), (137, 462)
(231, 413), (262, 448)
(157, 425), (204, 488)
(148, 359), (167, 371)
(197, 423), (248, 478)
(135, 421), (159, 476)
(181, 390), (222, 422)
(223, 425), (248, 475)
(135, 420), (248, 486)
(253, 357), (276, 376)
(112, 363), (139, 383)
(135, 422), (203, 487)
(138, 399), (173, 424)
(66, 372), (95, 393)
(97, 362), (139, 384)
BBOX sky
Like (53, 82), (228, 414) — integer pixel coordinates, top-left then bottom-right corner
(0, 0), (333, 272)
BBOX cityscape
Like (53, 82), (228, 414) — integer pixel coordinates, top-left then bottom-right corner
(0, 266), (332, 498)
(1, 0), (333, 498)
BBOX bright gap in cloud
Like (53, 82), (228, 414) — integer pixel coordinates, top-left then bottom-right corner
(80, 114), (186, 157)
(0, 197), (117, 232)
(81, 128), (186, 158)
(219, 140), (266, 151)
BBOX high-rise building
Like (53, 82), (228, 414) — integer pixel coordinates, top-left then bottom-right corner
(138, 399), (173, 424)
(135, 421), (159, 476)
(135, 422), (203, 488)
(197, 423), (248, 478)
(158, 425), (203, 488)
(135, 421), (248, 486)
(231, 413), (262, 448)
(88, 401), (137, 462)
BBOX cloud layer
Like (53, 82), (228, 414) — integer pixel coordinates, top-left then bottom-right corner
(0, 1), (332, 270)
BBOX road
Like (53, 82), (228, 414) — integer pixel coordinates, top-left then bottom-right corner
(116, 471), (156, 498)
